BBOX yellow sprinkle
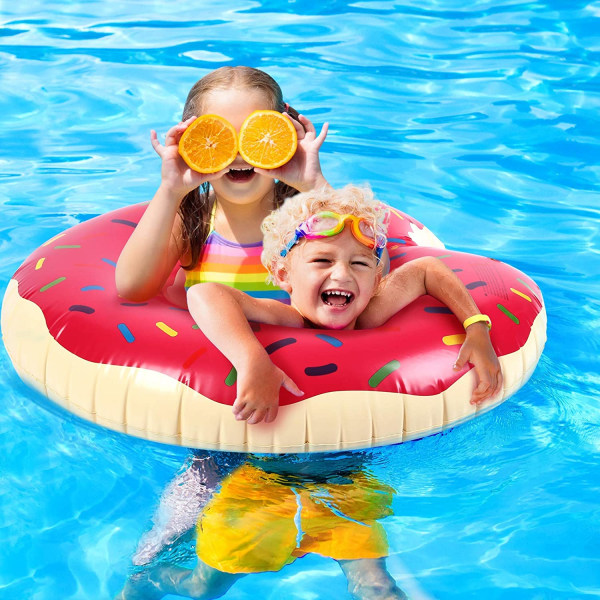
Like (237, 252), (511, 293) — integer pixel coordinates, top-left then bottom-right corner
(35, 258), (46, 270)
(156, 322), (178, 337)
(442, 334), (466, 346)
(510, 288), (532, 302)
(41, 233), (66, 247)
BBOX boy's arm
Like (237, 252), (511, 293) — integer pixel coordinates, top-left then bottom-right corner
(358, 257), (503, 404)
(186, 283), (304, 424)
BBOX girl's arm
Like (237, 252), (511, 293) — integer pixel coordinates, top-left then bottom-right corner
(115, 118), (224, 301)
(187, 283), (304, 425)
(358, 257), (503, 404)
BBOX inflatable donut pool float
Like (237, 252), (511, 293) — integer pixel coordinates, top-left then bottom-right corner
(1, 204), (546, 453)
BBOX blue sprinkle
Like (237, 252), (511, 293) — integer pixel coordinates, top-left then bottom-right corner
(102, 258), (117, 267)
(81, 285), (104, 291)
(111, 219), (137, 227)
(69, 305), (95, 314)
(315, 333), (343, 347)
(265, 338), (297, 354)
(387, 238), (408, 244)
(118, 323), (135, 343)
(305, 363), (338, 376)
(390, 253), (407, 261)
(424, 306), (453, 314)
(466, 280), (487, 290)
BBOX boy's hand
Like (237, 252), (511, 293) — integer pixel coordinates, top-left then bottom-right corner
(232, 358), (303, 425)
(453, 323), (503, 405)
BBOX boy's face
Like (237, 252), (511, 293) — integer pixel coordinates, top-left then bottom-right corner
(277, 228), (381, 330)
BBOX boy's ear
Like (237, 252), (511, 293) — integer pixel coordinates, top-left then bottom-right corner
(275, 266), (292, 292)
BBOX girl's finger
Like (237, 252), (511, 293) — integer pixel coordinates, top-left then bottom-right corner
(150, 130), (164, 156)
(298, 114), (316, 135)
(314, 122), (329, 147)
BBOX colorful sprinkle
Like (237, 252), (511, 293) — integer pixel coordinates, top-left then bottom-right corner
(69, 305), (95, 314)
(265, 338), (297, 354)
(121, 302), (148, 307)
(156, 322), (178, 337)
(102, 258), (117, 267)
(315, 334), (343, 348)
(442, 334), (466, 346)
(305, 363), (338, 376)
(436, 254), (452, 260)
(54, 245), (81, 250)
(390, 252), (407, 261)
(183, 347), (207, 369)
(466, 280), (487, 290)
(225, 367), (237, 386)
(118, 323), (135, 343)
(510, 287), (532, 302)
(387, 237), (408, 245)
(425, 306), (452, 314)
(35, 258), (45, 270)
(111, 219), (137, 228)
(517, 277), (535, 293)
(81, 285), (104, 291)
(497, 303), (519, 324)
(368, 360), (401, 388)
(39, 277), (66, 292)
(41, 233), (65, 247)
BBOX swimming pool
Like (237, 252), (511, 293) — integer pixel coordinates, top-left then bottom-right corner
(1, 1), (598, 598)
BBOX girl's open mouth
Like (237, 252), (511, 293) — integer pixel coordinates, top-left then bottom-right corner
(321, 290), (354, 306)
(226, 168), (255, 182)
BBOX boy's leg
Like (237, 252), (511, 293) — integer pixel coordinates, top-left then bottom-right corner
(132, 451), (222, 566)
(116, 560), (243, 600)
(338, 557), (408, 600)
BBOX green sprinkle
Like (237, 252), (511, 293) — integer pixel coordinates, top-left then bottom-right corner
(436, 254), (452, 260)
(54, 245), (81, 249)
(225, 367), (237, 387)
(40, 277), (66, 292)
(497, 303), (519, 324)
(368, 360), (401, 388)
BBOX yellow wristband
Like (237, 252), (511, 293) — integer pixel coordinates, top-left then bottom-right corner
(463, 314), (492, 330)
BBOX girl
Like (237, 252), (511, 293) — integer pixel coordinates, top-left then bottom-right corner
(116, 66), (329, 571)
(115, 66), (329, 306)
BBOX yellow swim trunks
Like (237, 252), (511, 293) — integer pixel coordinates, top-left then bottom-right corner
(196, 462), (394, 573)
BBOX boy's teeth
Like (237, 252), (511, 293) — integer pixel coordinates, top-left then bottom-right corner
(322, 290), (353, 306)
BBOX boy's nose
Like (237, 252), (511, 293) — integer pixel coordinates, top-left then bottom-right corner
(330, 262), (352, 281)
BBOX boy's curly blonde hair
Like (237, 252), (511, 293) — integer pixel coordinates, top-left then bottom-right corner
(261, 184), (389, 282)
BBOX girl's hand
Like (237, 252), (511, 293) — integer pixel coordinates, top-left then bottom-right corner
(232, 359), (303, 425)
(453, 323), (503, 405)
(151, 117), (226, 197)
(255, 113), (330, 192)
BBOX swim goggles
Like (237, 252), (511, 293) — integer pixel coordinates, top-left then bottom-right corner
(280, 211), (387, 263)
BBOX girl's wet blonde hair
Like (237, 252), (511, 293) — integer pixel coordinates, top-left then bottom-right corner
(261, 184), (389, 282)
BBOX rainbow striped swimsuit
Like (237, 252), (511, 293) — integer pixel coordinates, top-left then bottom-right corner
(184, 231), (290, 303)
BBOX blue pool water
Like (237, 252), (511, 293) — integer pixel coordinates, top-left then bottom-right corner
(1, 1), (599, 598)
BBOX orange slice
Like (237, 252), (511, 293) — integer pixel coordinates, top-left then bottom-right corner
(178, 114), (238, 173)
(238, 110), (298, 169)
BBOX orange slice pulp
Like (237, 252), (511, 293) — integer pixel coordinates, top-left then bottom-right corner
(178, 115), (238, 174)
(238, 110), (298, 170)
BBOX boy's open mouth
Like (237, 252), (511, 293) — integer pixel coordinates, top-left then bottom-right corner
(226, 168), (255, 182)
(321, 290), (354, 306)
